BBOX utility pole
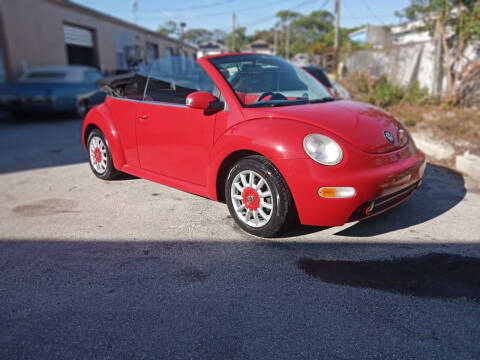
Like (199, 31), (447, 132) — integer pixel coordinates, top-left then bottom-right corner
(273, 26), (278, 55)
(334, 0), (340, 70)
(286, 21), (290, 60)
(232, 13), (236, 52)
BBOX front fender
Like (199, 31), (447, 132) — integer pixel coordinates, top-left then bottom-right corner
(82, 103), (126, 170)
(206, 118), (320, 200)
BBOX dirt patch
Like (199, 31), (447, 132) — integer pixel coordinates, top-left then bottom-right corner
(13, 198), (78, 217)
(388, 104), (480, 156)
(297, 253), (480, 302)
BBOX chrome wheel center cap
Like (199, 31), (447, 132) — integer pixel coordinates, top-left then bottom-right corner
(247, 195), (254, 203)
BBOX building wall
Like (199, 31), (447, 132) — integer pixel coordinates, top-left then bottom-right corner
(345, 41), (438, 94)
(0, 0), (196, 80)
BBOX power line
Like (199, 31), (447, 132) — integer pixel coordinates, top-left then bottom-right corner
(137, 0), (237, 13)
(136, 0), (291, 22)
(361, 0), (386, 25)
(208, 0), (291, 18)
(242, 0), (329, 28)
(342, 0), (363, 27)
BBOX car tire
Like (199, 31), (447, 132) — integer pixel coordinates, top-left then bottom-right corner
(225, 155), (294, 238)
(87, 129), (119, 180)
(75, 100), (88, 119)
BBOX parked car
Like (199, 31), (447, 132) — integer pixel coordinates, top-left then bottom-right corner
(82, 54), (425, 237)
(302, 65), (352, 99)
(0, 65), (106, 117)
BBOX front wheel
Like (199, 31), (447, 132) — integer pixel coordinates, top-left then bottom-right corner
(87, 129), (119, 180)
(225, 155), (293, 238)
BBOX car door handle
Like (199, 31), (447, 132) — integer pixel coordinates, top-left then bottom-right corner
(139, 114), (148, 120)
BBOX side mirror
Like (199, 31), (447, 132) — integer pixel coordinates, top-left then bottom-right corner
(186, 91), (224, 115)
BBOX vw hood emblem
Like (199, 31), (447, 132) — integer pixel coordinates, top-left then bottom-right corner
(384, 130), (395, 144)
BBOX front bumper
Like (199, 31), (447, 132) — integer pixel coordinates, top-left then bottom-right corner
(273, 140), (426, 227)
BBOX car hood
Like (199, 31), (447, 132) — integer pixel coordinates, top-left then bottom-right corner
(243, 100), (406, 154)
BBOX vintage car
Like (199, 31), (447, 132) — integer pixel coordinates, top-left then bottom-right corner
(82, 54), (425, 237)
(0, 65), (105, 117)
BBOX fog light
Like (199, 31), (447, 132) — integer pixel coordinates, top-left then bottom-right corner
(318, 187), (356, 199)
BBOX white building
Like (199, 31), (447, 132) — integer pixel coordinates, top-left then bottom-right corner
(197, 41), (227, 58)
(242, 40), (273, 55)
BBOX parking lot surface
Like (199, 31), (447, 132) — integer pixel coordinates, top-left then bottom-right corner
(1, 115), (480, 359)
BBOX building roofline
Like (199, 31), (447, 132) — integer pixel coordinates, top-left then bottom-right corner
(47, 0), (197, 51)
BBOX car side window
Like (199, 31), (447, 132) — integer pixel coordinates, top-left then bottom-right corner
(143, 56), (215, 105)
(124, 73), (148, 101)
(84, 70), (102, 83)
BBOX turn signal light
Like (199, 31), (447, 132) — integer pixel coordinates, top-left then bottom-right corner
(318, 187), (356, 199)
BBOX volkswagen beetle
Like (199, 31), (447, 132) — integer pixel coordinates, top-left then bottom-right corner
(82, 53), (425, 237)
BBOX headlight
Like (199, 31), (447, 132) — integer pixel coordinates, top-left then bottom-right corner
(303, 134), (343, 166)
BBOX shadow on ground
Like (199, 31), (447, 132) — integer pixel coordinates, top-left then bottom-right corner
(1, 239), (479, 359)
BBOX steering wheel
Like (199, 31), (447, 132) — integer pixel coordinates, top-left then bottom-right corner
(256, 92), (275, 102)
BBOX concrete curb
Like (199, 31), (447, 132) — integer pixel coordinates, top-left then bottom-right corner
(411, 132), (480, 182)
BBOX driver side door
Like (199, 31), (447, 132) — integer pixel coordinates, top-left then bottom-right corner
(135, 58), (218, 187)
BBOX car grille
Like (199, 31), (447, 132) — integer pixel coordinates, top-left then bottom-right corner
(348, 181), (420, 221)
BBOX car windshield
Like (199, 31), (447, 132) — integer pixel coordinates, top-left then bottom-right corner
(210, 54), (334, 107)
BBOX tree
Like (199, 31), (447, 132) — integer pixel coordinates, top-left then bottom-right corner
(157, 20), (179, 37)
(396, 0), (480, 103)
(183, 28), (214, 45)
(226, 27), (249, 52)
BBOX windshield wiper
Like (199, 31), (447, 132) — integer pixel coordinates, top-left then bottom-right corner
(309, 97), (335, 104)
(247, 99), (309, 108)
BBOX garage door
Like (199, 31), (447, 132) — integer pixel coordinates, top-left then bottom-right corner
(64, 25), (94, 47)
(64, 25), (97, 67)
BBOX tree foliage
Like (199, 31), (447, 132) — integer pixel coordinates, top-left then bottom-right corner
(157, 20), (179, 37)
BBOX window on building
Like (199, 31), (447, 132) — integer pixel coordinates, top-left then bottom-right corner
(0, 47), (5, 83)
(64, 24), (98, 68)
(146, 42), (159, 64)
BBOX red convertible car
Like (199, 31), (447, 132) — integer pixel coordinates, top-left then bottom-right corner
(82, 53), (425, 237)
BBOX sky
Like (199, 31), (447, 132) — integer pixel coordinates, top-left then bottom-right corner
(72, 0), (412, 35)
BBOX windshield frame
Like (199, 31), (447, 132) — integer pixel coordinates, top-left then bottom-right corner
(208, 54), (334, 108)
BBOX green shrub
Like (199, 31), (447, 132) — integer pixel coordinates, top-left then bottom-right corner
(373, 77), (404, 107)
(403, 81), (434, 106)
(340, 73), (435, 108)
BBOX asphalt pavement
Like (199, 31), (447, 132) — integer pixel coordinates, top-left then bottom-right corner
(1, 114), (479, 359)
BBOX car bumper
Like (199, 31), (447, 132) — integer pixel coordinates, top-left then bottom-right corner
(273, 140), (426, 227)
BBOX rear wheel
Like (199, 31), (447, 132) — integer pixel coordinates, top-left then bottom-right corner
(87, 129), (119, 180)
(225, 155), (293, 238)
